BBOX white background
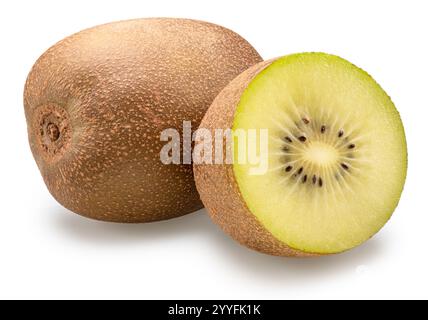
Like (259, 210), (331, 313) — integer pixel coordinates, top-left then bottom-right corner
(0, 0), (427, 300)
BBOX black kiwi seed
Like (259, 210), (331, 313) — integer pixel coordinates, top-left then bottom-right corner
(341, 163), (349, 170)
(338, 130), (344, 138)
(312, 175), (317, 184)
(298, 136), (307, 142)
(297, 167), (303, 175)
(302, 118), (310, 124)
(348, 144), (355, 149)
(321, 125), (326, 133)
(285, 165), (293, 172)
(318, 178), (323, 187)
(285, 136), (292, 143)
(302, 175), (308, 183)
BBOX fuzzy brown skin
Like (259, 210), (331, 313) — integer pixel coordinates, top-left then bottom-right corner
(194, 60), (316, 257)
(24, 18), (262, 223)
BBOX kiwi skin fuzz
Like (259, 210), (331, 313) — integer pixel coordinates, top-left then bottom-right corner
(194, 59), (316, 257)
(24, 18), (262, 223)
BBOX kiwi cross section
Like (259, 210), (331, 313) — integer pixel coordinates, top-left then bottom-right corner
(195, 53), (407, 256)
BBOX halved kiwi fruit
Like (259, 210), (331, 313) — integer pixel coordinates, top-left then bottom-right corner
(24, 18), (262, 222)
(194, 53), (407, 256)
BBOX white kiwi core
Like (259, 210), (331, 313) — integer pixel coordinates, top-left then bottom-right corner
(303, 142), (339, 166)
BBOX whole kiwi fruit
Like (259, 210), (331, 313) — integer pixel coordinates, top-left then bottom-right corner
(24, 18), (262, 222)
